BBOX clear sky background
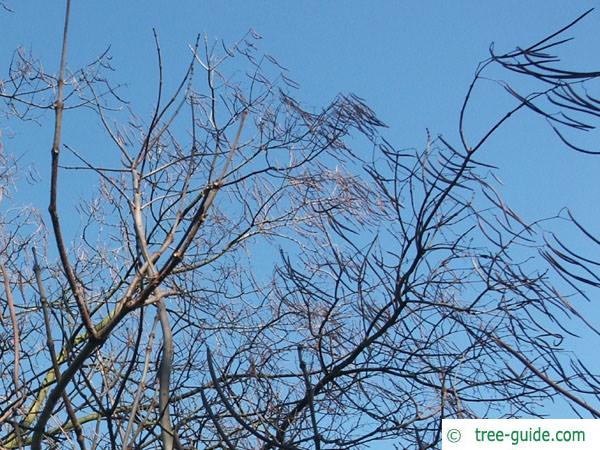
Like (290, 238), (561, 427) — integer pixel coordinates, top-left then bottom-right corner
(2, 0), (600, 431)
(1, 1), (599, 227)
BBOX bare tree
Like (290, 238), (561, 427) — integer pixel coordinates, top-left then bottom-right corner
(1, 4), (600, 450)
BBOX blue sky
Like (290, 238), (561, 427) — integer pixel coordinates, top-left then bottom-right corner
(2, 0), (600, 430)
(2, 2), (600, 224)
